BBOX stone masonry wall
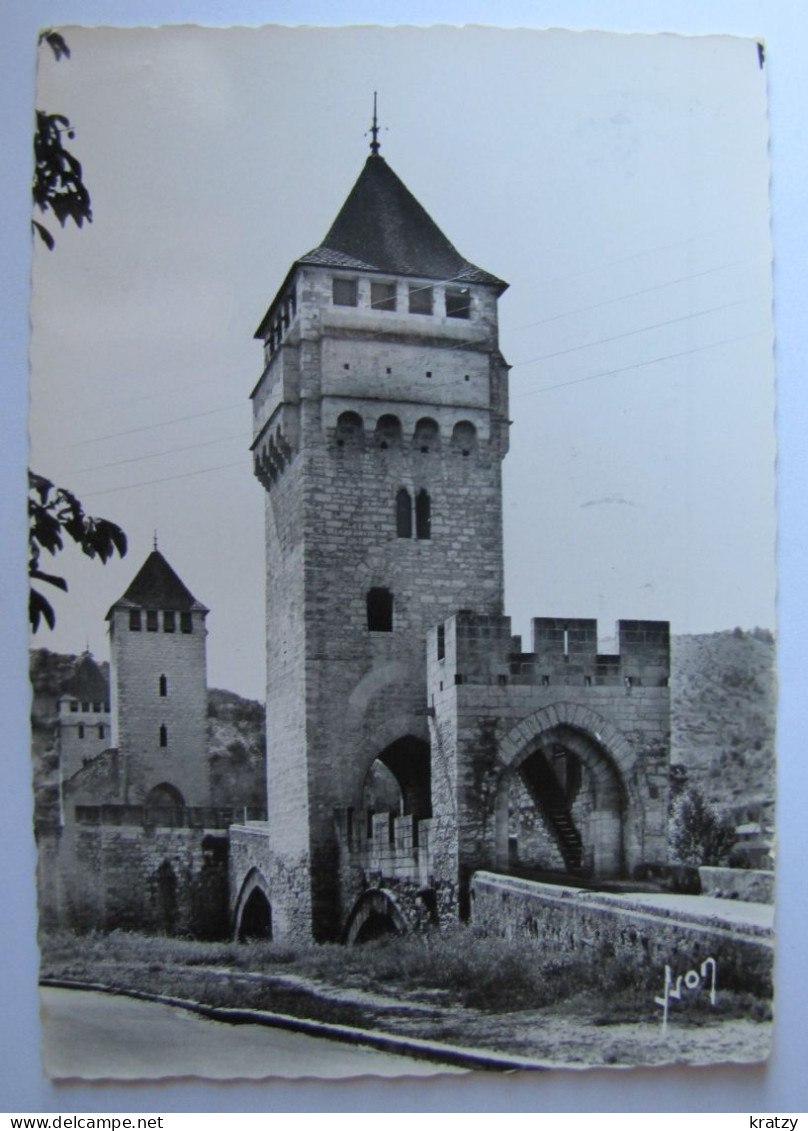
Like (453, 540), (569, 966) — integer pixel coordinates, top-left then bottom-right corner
(471, 872), (773, 996)
(110, 606), (209, 807)
(47, 822), (229, 937)
(252, 264), (510, 941)
(427, 612), (671, 913)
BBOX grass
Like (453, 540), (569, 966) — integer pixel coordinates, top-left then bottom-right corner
(39, 925), (770, 1027)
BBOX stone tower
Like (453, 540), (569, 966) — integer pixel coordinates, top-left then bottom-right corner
(106, 549), (210, 808)
(251, 141), (510, 940)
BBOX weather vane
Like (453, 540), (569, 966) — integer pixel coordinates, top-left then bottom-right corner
(367, 91), (384, 155)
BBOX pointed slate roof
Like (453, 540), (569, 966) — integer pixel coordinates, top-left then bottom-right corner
(62, 652), (110, 702)
(299, 154), (507, 290)
(255, 152), (506, 339)
(107, 550), (207, 616)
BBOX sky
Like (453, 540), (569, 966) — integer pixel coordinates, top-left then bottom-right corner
(28, 27), (775, 701)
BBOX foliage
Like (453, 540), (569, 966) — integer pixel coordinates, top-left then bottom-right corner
(29, 471), (127, 631)
(29, 33), (125, 631)
(32, 31), (92, 249)
(670, 787), (736, 867)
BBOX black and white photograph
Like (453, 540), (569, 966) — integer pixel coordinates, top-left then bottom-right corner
(19, 16), (784, 1087)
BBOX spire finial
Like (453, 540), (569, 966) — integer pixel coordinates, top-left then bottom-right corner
(153, 530), (158, 552)
(369, 91), (381, 155)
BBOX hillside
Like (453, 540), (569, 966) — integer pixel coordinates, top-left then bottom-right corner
(207, 687), (266, 808)
(29, 650), (266, 818)
(670, 629), (776, 827)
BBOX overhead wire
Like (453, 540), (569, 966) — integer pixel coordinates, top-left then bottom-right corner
(63, 238), (769, 491)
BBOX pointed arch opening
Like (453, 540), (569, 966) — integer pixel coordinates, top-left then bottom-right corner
(362, 735), (431, 820)
(396, 488), (412, 538)
(233, 868), (274, 942)
(496, 723), (627, 881)
(415, 489), (431, 540)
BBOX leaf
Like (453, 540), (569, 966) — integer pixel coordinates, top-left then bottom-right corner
(29, 588), (56, 632)
(32, 220), (55, 249)
(38, 30), (71, 61)
(30, 569), (68, 592)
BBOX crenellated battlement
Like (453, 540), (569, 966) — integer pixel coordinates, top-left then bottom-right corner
(428, 611), (670, 689)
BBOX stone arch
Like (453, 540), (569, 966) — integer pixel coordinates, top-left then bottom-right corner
(362, 734), (431, 820)
(413, 416), (440, 452)
(344, 888), (408, 944)
(233, 867), (273, 942)
(495, 705), (636, 879)
(145, 782), (184, 825)
(375, 414), (402, 449)
(145, 782), (185, 808)
(335, 410), (364, 447)
(451, 419), (477, 456)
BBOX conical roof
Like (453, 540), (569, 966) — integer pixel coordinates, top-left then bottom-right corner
(62, 652), (109, 702)
(298, 154), (507, 290)
(107, 550), (207, 616)
(255, 151), (507, 339)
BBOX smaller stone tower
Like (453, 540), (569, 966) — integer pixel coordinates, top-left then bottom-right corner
(106, 550), (209, 807)
(57, 652), (112, 783)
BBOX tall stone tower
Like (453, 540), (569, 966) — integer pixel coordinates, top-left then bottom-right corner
(251, 137), (510, 940)
(106, 549), (210, 808)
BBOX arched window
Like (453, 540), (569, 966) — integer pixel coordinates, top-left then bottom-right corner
(375, 414), (402, 450)
(159, 724), (168, 748)
(159, 674), (167, 697)
(335, 411), (364, 448)
(452, 420), (477, 456)
(367, 588), (394, 632)
(396, 488), (412, 538)
(415, 490), (431, 540)
(413, 417), (439, 453)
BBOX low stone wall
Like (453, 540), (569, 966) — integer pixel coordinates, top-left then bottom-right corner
(470, 872), (774, 995)
(42, 823), (230, 937)
(698, 867), (774, 905)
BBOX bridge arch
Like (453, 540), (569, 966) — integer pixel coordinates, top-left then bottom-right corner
(495, 705), (636, 879)
(343, 888), (408, 944)
(233, 867), (273, 942)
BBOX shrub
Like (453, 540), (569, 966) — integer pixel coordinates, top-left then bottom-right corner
(671, 788), (736, 866)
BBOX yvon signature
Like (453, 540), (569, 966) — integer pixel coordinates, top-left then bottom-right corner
(654, 956), (717, 1030)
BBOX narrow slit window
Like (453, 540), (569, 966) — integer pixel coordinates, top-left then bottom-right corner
(98, 725), (105, 739)
(396, 488), (412, 538)
(159, 724), (168, 748)
(159, 674), (168, 697)
(129, 610), (142, 631)
(180, 611), (193, 634)
(415, 489), (431, 540)
(437, 624), (445, 661)
(164, 611), (176, 633)
(78, 724), (85, 739)
(367, 588), (393, 632)
(146, 610), (159, 632)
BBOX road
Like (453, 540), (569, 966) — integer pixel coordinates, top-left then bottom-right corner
(40, 987), (464, 1080)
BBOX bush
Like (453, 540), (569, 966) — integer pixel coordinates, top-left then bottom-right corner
(671, 788), (736, 866)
